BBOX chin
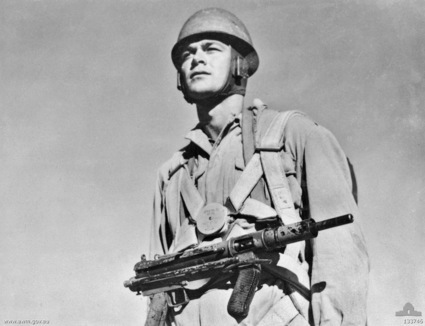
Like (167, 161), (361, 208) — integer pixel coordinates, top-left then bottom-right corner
(187, 90), (216, 101)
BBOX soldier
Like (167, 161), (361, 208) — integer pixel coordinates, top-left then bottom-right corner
(148, 7), (369, 326)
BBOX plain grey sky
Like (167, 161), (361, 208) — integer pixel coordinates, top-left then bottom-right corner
(1, 0), (424, 325)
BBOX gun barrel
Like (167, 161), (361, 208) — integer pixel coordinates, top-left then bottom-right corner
(263, 219), (317, 249)
(315, 214), (353, 231)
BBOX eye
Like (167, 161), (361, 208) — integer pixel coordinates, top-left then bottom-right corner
(206, 45), (221, 52)
(181, 51), (191, 61)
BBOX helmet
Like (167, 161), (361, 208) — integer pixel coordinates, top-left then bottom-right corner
(171, 8), (259, 77)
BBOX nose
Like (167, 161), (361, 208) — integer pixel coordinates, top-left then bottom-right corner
(191, 49), (207, 67)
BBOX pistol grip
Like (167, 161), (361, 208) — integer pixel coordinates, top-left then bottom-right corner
(227, 254), (261, 321)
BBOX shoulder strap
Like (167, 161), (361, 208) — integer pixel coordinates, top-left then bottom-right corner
(257, 110), (304, 225)
(242, 105), (270, 205)
(242, 103), (281, 206)
(242, 101), (304, 206)
(257, 109), (303, 151)
(253, 107), (310, 317)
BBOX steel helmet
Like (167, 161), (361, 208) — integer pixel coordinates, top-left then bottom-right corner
(171, 8), (259, 77)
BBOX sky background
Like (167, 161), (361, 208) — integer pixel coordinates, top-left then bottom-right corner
(1, 0), (424, 325)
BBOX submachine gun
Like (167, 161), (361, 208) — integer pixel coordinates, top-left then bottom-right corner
(124, 214), (353, 322)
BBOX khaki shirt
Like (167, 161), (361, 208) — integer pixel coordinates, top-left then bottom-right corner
(149, 110), (369, 325)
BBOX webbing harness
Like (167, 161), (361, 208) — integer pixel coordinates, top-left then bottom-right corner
(171, 100), (310, 320)
(243, 100), (310, 318)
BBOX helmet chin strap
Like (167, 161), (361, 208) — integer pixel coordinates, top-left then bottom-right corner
(177, 47), (249, 105)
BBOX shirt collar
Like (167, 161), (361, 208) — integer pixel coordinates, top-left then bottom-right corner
(184, 114), (241, 156)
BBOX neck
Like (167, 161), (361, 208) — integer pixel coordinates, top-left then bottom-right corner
(196, 94), (244, 141)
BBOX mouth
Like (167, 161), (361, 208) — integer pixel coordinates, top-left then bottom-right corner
(190, 71), (210, 78)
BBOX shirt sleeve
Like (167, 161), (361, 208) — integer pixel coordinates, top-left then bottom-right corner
(285, 116), (369, 325)
(149, 166), (170, 259)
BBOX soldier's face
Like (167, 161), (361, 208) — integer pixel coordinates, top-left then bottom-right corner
(179, 39), (231, 101)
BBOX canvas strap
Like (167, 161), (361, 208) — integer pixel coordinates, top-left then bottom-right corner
(242, 103), (271, 206)
(256, 108), (310, 318)
(175, 105), (310, 317)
